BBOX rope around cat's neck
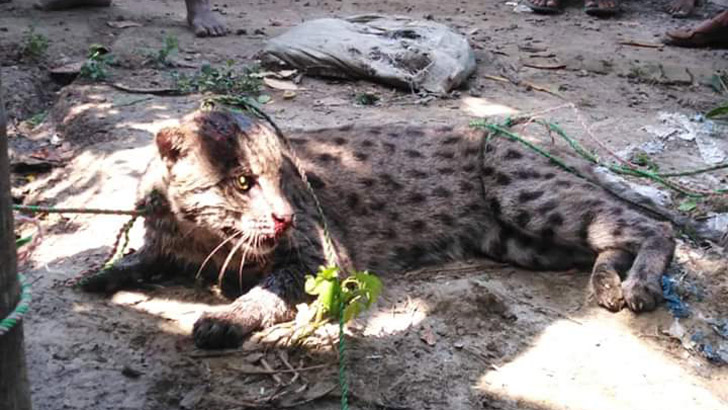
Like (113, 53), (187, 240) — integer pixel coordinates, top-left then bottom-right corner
(201, 97), (350, 410)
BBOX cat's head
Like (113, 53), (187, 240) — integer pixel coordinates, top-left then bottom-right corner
(155, 108), (294, 257)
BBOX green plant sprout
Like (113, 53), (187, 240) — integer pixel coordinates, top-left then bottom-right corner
(25, 111), (47, 129)
(172, 62), (262, 95)
(148, 34), (179, 67)
(305, 265), (382, 324)
(80, 44), (113, 81)
(354, 92), (379, 106)
(21, 26), (49, 59)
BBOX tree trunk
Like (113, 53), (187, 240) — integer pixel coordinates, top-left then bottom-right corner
(0, 78), (32, 409)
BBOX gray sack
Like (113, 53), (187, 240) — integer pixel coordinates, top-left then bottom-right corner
(261, 15), (476, 94)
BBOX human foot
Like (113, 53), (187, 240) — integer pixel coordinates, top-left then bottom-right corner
(666, 0), (696, 18)
(665, 10), (728, 47)
(526, 0), (561, 14)
(35, 0), (110, 10)
(185, 0), (228, 37)
(585, 0), (620, 17)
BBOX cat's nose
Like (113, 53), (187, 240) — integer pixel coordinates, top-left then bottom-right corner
(272, 212), (294, 235)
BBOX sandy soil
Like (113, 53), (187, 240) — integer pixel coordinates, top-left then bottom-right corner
(1, 0), (728, 409)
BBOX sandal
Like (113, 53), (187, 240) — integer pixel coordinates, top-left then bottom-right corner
(584, 0), (621, 17)
(526, 0), (562, 14)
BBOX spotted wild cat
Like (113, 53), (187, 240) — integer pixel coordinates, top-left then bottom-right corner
(82, 108), (675, 349)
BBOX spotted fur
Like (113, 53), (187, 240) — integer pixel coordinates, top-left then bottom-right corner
(83, 109), (675, 349)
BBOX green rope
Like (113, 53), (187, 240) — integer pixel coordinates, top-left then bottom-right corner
(657, 163), (728, 178)
(472, 119), (728, 199)
(338, 300), (349, 410)
(13, 204), (143, 216)
(11, 203), (144, 287)
(0, 273), (31, 337)
(474, 122), (586, 178)
(541, 121), (719, 198)
(539, 121), (599, 164)
(538, 121), (728, 180)
(204, 97), (350, 407)
(74, 215), (139, 288)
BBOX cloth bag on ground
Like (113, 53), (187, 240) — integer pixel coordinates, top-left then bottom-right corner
(261, 15), (476, 94)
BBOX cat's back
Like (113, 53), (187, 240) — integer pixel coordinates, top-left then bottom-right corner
(284, 123), (488, 270)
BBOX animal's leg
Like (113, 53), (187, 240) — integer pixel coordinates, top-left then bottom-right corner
(590, 248), (634, 311)
(79, 248), (169, 293)
(193, 268), (305, 349)
(585, 213), (674, 312)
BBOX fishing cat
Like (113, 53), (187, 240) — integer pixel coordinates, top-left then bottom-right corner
(82, 108), (675, 349)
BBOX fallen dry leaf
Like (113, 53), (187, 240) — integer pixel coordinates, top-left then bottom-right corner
(107, 20), (142, 29)
(264, 78), (299, 91)
(618, 40), (663, 49)
(522, 62), (566, 70)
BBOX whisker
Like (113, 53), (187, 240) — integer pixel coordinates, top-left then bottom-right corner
(196, 231), (242, 279)
(218, 234), (254, 287)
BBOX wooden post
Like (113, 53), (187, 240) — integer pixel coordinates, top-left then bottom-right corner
(0, 78), (32, 409)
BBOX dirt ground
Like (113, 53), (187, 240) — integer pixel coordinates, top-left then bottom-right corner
(2, 0), (728, 409)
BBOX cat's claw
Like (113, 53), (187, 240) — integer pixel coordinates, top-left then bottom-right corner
(591, 268), (625, 312)
(622, 277), (662, 313)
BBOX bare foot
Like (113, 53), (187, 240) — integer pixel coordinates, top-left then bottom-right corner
(185, 0), (228, 37)
(667, 0), (696, 18)
(35, 0), (110, 10)
(584, 0), (620, 17)
(526, 0), (561, 14)
(665, 10), (728, 48)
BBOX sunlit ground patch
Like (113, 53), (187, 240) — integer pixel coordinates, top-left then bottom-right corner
(461, 97), (519, 117)
(477, 313), (726, 410)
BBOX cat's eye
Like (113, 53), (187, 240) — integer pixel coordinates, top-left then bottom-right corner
(235, 175), (252, 192)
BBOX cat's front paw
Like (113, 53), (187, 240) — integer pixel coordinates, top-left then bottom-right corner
(622, 277), (662, 313)
(591, 268), (625, 312)
(192, 312), (254, 349)
(192, 287), (295, 349)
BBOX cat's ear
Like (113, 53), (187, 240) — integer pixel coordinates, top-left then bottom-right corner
(155, 127), (185, 165)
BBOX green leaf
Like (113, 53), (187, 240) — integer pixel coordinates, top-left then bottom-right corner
(353, 271), (382, 308)
(15, 235), (33, 248)
(26, 111), (47, 128)
(304, 274), (320, 294)
(706, 104), (728, 119)
(257, 94), (271, 104)
(678, 199), (698, 212)
(342, 296), (364, 322)
(319, 279), (340, 314)
(304, 266), (382, 324)
(319, 265), (340, 280)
